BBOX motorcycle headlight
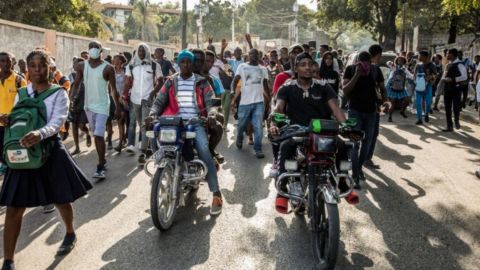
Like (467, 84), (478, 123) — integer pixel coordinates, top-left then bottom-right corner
(339, 160), (352, 172)
(160, 129), (177, 143)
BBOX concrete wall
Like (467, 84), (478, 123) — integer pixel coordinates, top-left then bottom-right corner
(0, 19), (179, 74)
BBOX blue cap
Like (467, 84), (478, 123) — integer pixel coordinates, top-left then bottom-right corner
(177, 49), (194, 64)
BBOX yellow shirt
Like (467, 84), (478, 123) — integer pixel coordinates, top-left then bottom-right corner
(0, 73), (27, 115)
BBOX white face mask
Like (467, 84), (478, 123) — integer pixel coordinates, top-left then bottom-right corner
(89, 48), (101, 59)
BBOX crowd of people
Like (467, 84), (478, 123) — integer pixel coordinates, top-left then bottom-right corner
(0, 32), (480, 269)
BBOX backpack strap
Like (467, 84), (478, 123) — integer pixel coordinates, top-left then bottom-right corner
(36, 86), (63, 101)
(129, 65), (134, 81)
(152, 61), (157, 86)
(17, 87), (29, 101)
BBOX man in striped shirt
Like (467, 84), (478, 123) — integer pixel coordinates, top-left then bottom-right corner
(147, 50), (223, 215)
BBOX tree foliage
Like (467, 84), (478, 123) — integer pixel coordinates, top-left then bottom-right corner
(0, 0), (106, 38)
(442, 0), (480, 15)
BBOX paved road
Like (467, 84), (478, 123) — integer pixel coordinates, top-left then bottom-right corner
(1, 110), (480, 270)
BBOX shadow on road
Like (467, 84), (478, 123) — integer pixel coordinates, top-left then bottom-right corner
(100, 194), (216, 269)
(361, 169), (472, 269)
(0, 146), (142, 263)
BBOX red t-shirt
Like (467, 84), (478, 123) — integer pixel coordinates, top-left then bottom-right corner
(272, 72), (293, 96)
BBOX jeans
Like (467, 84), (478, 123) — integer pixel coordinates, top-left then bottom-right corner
(460, 84), (469, 108)
(366, 112), (380, 160)
(193, 124), (219, 192)
(236, 102), (264, 152)
(221, 90), (232, 127)
(348, 109), (377, 179)
(444, 88), (462, 128)
(128, 100), (151, 152)
(415, 85), (432, 121)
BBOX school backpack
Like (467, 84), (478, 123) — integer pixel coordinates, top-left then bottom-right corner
(390, 68), (406, 91)
(3, 86), (62, 169)
(415, 65), (426, 91)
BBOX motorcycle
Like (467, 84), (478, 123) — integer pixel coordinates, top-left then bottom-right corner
(145, 116), (208, 231)
(270, 114), (363, 270)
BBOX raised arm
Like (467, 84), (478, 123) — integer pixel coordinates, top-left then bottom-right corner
(245, 34), (253, 50)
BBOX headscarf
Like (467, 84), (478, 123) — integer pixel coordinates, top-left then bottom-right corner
(177, 49), (194, 64)
(132, 43), (152, 67)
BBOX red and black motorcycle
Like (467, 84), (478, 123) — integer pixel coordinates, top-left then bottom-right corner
(270, 115), (363, 270)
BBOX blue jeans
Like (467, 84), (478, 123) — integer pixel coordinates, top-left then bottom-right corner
(366, 112), (380, 160)
(348, 109), (377, 179)
(193, 124), (219, 192)
(236, 102), (264, 152)
(415, 85), (432, 121)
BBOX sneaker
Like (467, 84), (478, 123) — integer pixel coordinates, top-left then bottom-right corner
(364, 160), (380, 170)
(269, 164), (279, 178)
(1, 260), (14, 270)
(107, 142), (113, 150)
(138, 153), (146, 164)
(92, 164), (106, 179)
(358, 171), (366, 181)
(125, 145), (136, 154)
(424, 114), (429, 123)
(455, 122), (461, 129)
(57, 233), (77, 256)
(43, 204), (55, 214)
(114, 145), (123, 153)
(442, 127), (453, 132)
(255, 151), (265, 159)
(210, 196), (223, 216)
(353, 181), (362, 190)
(236, 142), (242, 150)
(415, 120), (423, 125)
(433, 106), (439, 111)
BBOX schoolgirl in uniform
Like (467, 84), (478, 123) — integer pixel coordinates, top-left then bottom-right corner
(0, 50), (92, 270)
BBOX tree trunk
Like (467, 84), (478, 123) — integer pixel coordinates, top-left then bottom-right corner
(448, 15), (458, 44)
(381, 0), (399, 50)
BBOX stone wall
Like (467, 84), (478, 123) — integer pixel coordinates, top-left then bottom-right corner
(0, 19), (179, 74)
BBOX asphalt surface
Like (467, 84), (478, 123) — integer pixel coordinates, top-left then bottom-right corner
(1, 108), (480, 270)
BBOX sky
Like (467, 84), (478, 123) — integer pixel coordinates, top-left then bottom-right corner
(100, 0), (318, 11)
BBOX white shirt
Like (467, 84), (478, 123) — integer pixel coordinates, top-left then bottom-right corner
(126, 62), (163, 105)
(236, 63), (268, 106)
(177, 75), (198, 119)
(209, 59), (225, 78)
(14, 85), (69, 140)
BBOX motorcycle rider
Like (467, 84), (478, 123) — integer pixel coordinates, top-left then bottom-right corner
(269, 53), (355, 210)
(145, 50), (223, 216)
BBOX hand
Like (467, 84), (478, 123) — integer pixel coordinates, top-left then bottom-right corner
(245, 33), (251, 43)
(269, 126), (280, 136)
(230, 101), (236, 112)
(0, 114), (9, 125)
(114, 107), (122, 120)
(20, 131), (42, 148)
(149, 92), (156, 102)
(208, 37), (213, 44)
(221, 38), (228, 50)
(382, 101), (392, 111)
(144, 116), (155, 130)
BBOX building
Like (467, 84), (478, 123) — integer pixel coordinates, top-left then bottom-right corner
(102, 3), (134, 42)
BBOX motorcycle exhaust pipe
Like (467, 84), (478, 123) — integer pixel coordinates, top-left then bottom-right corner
(181, 159), (208, 182)
(276, 172), (307, 203)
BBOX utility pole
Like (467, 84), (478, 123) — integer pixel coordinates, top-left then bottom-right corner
(401, 0), (407, 52)
(181, 0), (187, 49)
(194, 2), (209, 49)
(293, 0), (299, 44)
(232, 0), (236, 47)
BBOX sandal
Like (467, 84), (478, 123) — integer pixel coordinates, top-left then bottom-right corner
(57, 233), (77, 256)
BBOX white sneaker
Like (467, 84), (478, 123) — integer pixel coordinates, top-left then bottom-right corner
(125, 145), (137, 154)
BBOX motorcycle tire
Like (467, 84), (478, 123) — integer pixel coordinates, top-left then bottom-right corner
(311, 195), (340, 270)
(150, 164), (178, 231)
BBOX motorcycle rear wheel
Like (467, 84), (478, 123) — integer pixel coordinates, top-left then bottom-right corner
(150, 164), (178, 231)
(311, 195), (340, 270)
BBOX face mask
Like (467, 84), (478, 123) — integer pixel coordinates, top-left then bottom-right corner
(89, 48), (101, 59)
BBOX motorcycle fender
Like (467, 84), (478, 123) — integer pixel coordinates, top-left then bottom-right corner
(322, 186), (339, 204)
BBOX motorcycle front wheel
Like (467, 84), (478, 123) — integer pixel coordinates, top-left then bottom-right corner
(150, 163), (178, 231)
(311, 194), (340, 270)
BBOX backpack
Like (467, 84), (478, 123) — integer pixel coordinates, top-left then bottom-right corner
(390, 68), (406, 91)
(415, 65), (426, 91)
(3, 86), (62, 169)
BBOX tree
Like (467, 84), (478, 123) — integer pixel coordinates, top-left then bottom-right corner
(0, 0), (106, 38)
(123, 0), (161, 42)
(442, 0), (480, 15)
(316, 0), (400, 50)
